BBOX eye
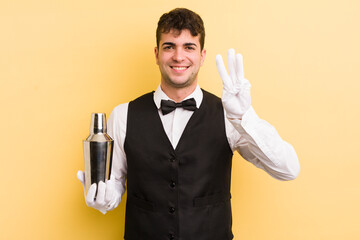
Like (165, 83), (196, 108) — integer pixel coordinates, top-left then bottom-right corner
(163, 45), (174, 50)
(185, 46), (195, 50)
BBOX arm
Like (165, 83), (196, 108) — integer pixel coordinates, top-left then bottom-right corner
(225, 108), (300, 180)
(106, 103), (128, 207)
(108, 103), (128, 210)
(77, 103), (128, 214)
(218, 49), (300, 180)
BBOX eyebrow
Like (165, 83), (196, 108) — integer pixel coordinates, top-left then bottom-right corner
(184, 43), (197, 47)
(162, 42), (198, 47)
(162, 42), (176, 47)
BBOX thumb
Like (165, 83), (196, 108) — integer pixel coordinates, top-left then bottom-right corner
(77, 170), (85, 188)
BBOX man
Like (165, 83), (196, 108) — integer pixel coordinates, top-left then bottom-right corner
(78, 8), (300, 240)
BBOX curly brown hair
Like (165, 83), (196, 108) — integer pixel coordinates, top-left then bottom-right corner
(156, 8), (205, 50)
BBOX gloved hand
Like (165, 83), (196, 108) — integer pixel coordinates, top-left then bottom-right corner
(216, 48), (251, 119)
(77, 170), (121, 214)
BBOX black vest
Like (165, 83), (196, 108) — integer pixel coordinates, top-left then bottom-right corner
(124, 90), (234, 240)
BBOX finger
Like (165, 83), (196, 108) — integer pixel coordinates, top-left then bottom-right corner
(106, 173), (116, 183)
(105, 179), (114, 203)
(77, 170), (85, 188)
(106, 175), (118, 208)
(96, 181), (106, 205)
(85, 183), (97, 206)
(227, 49), (236, 84)
(216, 54), (232, 90)
(235, 53), (244, 79)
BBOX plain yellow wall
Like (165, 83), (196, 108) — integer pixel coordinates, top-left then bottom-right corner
(1, 0), (359, 239)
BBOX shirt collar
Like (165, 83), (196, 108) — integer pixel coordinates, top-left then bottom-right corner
(153, 84), (203, 109)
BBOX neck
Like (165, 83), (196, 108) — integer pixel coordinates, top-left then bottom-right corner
(160, 82), (197, 102)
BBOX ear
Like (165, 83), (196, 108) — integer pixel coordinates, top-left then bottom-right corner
(200, 49), (206, 66)
(154, 47), (159, 65)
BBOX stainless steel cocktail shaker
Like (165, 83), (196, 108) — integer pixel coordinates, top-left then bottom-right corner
(83, 113), (113, 194)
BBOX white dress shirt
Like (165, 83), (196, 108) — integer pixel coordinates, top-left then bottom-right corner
(107, 85), (300, 201)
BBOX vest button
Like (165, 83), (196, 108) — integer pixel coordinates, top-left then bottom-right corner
(169, 207), (175, 214)
(168, 233), (175, 240)
(169, 157), (176, 162)
(170, 181), (176, 188)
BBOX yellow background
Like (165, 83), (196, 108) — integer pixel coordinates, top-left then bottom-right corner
(1, 0), (359, 239)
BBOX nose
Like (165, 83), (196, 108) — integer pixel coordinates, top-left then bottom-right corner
(172, 48), (185, 62)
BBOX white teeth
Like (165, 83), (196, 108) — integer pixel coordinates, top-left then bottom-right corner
(172, 66), (187, 70)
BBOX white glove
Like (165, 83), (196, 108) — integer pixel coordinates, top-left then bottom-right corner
(77, 170), (121, 214)
(216, 48), (251, 119)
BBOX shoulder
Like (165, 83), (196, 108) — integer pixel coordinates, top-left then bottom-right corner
(128, 91), (157, 113)
(108, 102), (129, 129)
(201, 89), (222, 106)
(130, 91), (155, 104)
(111, 102), (129, 116)
(111, 91), (154, 115)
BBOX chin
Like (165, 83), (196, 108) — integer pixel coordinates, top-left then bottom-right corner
(169, 79), (194, 88)
(161, 72), (198, 89)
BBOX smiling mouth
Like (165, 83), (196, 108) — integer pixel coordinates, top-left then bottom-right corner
(171, 66), (189, 70)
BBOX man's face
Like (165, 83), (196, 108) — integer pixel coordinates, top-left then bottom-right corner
(155, 29), (206, 89)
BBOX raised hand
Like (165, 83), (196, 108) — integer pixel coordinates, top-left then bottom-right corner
(216, 49), (251, 119)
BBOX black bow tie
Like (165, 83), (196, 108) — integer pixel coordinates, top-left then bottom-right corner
(160, 98), (197, 115)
